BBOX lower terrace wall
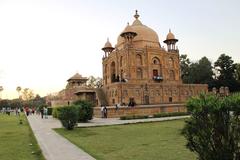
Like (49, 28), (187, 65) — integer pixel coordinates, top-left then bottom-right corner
(94, 103), (187, 118)
(103, 83), (208, 106)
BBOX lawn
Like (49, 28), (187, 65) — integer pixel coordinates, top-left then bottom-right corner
(55, 119), (196, 160)
(0, 113), (45, 160)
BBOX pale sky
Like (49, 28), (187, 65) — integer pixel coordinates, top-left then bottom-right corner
(0, 0), (239, 99)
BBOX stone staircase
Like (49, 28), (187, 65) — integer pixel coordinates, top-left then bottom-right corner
(95, 88), (108, 106)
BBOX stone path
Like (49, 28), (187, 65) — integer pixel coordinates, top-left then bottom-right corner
(78, 115), (190, 127)
(27, 115), (96, 160)
(27, 115), (189, 160)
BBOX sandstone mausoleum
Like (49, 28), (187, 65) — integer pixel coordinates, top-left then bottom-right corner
(94, 11), (208, 117)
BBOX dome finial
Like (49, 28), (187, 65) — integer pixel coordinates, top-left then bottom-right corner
(169, 28), (171, 33)
(134, 10), (140, 19)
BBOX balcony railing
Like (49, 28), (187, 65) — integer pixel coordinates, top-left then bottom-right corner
(153, 76), (163, 82)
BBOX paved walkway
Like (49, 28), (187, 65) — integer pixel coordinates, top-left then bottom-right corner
(27, 115), (189, 160)
(27, 115), (96, 160)
(78, 115), (190, 127)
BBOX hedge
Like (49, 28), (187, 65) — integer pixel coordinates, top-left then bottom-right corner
(47, 107), (52, 115)
(120, 115), (149, 120)
(153, 112), (189, 118)
(52, 107), (61, 118)
(120, 112), (189, 120)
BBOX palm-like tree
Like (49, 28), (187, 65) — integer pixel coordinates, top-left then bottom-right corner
(0, 86), (3, 99)
(16, 86), (22, 99)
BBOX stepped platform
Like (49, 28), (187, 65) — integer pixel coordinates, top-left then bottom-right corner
(94, 103), (187, 118)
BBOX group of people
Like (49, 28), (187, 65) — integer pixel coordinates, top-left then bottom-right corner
(100, 100), (136, 118)
(101, 105), (108, 118)
(24, 107), (36, 116)
(1, 106), (48, 119)
(1, 107), (13, 115)
(24, 106), (48, 119)
(40, 107), (48, 119)
(1, 107), (21, 116)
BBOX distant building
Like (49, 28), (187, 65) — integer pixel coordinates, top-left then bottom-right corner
(100, 11), (207, 106)
(47, 73), (96, 107)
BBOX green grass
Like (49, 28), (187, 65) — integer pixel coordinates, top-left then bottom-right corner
(55, 119), (196, 160)
(0, 113), (45, 160)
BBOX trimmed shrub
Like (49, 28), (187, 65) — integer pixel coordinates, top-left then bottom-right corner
(73, 100), (93, 122)
(120, 115), (149, 120)
(52, 107), (61, 118)
(58, 106), (78, 130)
(182, 93), (240, 160)
(153, 112), (189, 118)
(47, 107), (52, 115)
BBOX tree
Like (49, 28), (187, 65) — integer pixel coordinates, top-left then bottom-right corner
(0, 99), (10, 109)
(235, 63), (240, 82)
(16, 86), (22, 98)
(182, 93), (240, 160)
(188, 57), (214, 86)
(180, 54), (191, 83)
(180, 55), (214, 88)
(214, 54), (240, 91)
(87, 76), (103, 88)
(0, 86), (3, 99)
(21, 88), (35, 101)
(214, 54), (236, 80)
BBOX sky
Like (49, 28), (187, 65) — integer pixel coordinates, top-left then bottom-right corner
(0, 0), (239, 99)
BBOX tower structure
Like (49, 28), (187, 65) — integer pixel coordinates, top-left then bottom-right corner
(163, 29), (179, 52)
(102, 38), (114, 58)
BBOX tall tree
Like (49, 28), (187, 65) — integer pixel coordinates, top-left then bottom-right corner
(189, 57), (214, 85)
(235, 63), (240, 82)
(0, 86), (3, 99)
(180, 55), (214, 88)
(21, 88), (35, 101)
(87, 76), (103, 88)
(16, 86), (22, 99)
(214, 54), (236, 80)
(180, 54), (191, 83)
(214, 54), (240, 91)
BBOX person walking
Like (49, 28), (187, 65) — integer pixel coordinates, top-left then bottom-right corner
(40, 107), (44, 119)
(101, 105), (104, 118)
(103, 106), (108, 118)
(44, 107), (48, 119)
(18, 107), (21, 115)
(26, 107), (30, 116)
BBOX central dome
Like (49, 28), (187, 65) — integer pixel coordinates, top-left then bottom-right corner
(116, 11), (160, 48)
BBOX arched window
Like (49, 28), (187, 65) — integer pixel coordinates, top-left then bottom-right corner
(152, 57), (160, 64)
(152, 57), (162, 76)
(169, 57), (174, 68)
(104, 64), (108, 84)
(136, 54), (142, 65)
(137, 68), (143, 79)
(120, 70), (124, 81)
(111, 61), (116, 82)
(169, 70), (175, 80)
(120, 56), (123, 67)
